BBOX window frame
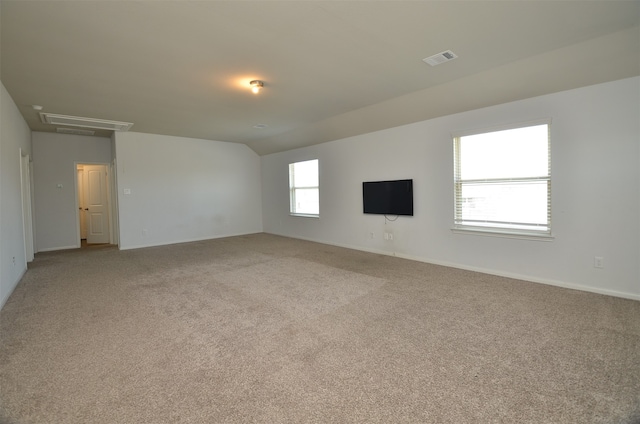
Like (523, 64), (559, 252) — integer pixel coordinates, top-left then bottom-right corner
(452, 119), (553, 240)
(288, 159), (319, 218)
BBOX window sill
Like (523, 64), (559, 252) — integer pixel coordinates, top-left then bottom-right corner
(289, 213), (319, 219)
(451, 227), (554, 241)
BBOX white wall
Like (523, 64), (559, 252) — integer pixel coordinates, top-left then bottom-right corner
(114, 132), (262, 249)
(32, 132), (112, 251)
(0, 82), (32, 308)
(262, 77), (640, 300)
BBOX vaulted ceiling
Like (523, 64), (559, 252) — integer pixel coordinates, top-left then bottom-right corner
(1, 1), (638, 155)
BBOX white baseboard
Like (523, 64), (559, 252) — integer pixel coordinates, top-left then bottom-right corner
(0, 267), (27, 311)
(118, 231), (263, 251)
(265, 231), (640, 302)
(403, 255), (640, 301)
(37, 245), (79, 252)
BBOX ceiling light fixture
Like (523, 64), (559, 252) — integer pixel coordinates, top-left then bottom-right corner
(250, 80), (263, 94)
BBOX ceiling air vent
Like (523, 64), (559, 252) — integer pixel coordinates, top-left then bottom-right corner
(40, 113), (133, 131)
(56, 127), (96, 136)
(422, 50), (458, 66)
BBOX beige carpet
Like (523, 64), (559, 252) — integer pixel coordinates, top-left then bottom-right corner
(1, 233), (639, 423)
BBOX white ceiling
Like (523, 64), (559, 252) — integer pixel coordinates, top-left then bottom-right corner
(1, 1), (639, 155)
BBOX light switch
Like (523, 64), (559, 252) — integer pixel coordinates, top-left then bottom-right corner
(123, 188), (131, 195)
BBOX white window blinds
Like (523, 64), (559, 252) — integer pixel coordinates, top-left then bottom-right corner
(289, 159), (319, 217)
(453, 122), (551, 236)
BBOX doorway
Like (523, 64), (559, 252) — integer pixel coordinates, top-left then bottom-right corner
(76, 163), (111, 246)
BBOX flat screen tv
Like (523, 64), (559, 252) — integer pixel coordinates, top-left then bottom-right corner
(362, 179), (413, 216)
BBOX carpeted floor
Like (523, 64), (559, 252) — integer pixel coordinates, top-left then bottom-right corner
(1, 233), (639, 423)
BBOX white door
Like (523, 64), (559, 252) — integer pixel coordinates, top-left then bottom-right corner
(84, 164), (110, 244)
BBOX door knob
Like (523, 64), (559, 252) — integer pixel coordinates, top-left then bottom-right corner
(84, 208), (89, 211)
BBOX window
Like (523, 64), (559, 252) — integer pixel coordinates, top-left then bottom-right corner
(289, 159), (319, 217)
(453, 121), (551, 238)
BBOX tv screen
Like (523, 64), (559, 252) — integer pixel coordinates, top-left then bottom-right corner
(362, 179), (413, 216)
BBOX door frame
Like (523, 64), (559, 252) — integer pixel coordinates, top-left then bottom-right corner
(74, 162), (115, 247)
(20, 149), (34, 261)
(110, 158), (120, 248)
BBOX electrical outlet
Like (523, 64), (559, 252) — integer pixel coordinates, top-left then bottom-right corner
(594, 256), (604, 269)
(12, 256), (16, 266)
(142, 229), (148, 236)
